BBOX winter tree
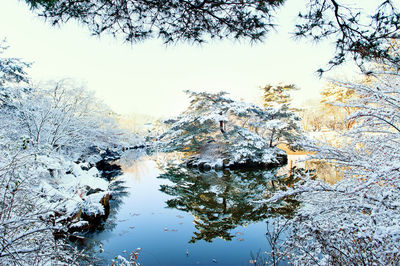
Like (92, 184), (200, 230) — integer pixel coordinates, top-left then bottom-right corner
(0, 42), (82, 264)
(159, 90), (303, 169)
(16, 79), (128, 157)
(261, 83), (297, 107)
(0, 42), (136, 265)
(266, 59), (400, 265)
(260, 84), (304, 150)
(320, 81), (359, 130)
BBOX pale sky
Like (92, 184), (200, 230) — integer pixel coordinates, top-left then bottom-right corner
(1, 0), (352, 117)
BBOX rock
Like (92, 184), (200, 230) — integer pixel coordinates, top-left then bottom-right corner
(184, 152), (288, 171)
(95, 160), (122, 180)
(122, 144), (147, 151)
(203, 163), (212, 170)
(86, 186), (104, 196)
(198, 162), (206, 170)
(214, 163), (223, 170)
(101, 148), (121, 161)
(100, 194), (110, 217)
(68, 193), (110, 234)
(222, 159), (230, 168)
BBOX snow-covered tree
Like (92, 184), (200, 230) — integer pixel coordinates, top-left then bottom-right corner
(159, 90), (303, 169)
(0, 40), (30, 87)
(0, 43), (82, 264)
(16, 79), (128, 156)
(261, 83), (297, 107)
(267, 60), (400, 265)
(0, 42), (138, 265)
(259, 84), (304, 150)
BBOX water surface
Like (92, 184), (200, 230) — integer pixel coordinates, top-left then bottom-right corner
(87, 157), (297, 265)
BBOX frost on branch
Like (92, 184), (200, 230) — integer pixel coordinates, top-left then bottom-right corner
(268, 62), (400, 265)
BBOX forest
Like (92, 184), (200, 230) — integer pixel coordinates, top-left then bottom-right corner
(1, 0), (400, 265)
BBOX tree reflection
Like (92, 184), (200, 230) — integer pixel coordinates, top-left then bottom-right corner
(158, 167), (300, 243)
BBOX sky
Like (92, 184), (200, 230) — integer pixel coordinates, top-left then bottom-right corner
(1, 0), (350, 117)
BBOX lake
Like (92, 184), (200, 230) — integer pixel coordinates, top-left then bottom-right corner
(84, 156), (297, 265)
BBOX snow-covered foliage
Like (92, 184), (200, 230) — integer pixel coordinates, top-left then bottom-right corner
(16, 79), (133, 156)
(38, 156), (110, 218)
(0, 42), (136, 264)
(159, 90), (303, 168)
(225, 126), (286, 165)
(0, 40), (30, 86)
(268, 61), (400, 264)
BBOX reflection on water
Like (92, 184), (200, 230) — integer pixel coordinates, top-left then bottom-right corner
(158, 167), (299, 243)
(307, 160), (344, 184)
(118, 149), (150, 181)
(83, 157), (301, 265)
(281, 155), (344, 184)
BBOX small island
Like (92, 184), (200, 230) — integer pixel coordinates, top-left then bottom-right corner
(159, 90), (303, 170)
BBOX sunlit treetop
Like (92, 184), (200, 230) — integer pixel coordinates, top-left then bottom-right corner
(261, 83), (298, 107)
(24, 0), (400, 73)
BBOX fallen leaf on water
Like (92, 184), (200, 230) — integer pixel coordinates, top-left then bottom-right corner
(237, 238), (245, 241)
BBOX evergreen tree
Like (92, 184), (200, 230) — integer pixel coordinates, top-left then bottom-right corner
(261, 84), (297, 107)
(24, 0), (400, 71)
(159, 90), (303, 168)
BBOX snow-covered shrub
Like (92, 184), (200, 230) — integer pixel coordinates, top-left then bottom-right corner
(0, 149), (93, 264)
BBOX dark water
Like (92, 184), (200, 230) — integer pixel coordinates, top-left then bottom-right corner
(86, 158), (298, 265)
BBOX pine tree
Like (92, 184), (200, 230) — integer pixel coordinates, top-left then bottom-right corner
(159, 90), (304, 169)
(24, 0), (400, 71)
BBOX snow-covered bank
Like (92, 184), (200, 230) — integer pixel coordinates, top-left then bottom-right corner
(38, 150), (125, 236)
